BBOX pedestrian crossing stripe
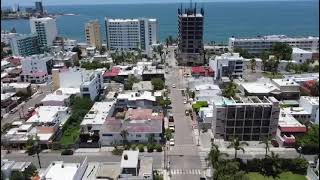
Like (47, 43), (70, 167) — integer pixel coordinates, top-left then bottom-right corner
(170, 169), (202, 175)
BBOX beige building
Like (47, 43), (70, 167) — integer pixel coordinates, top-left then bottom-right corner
(85, 20), (102, 50)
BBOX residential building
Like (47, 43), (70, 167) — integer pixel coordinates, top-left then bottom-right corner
(116, 91), (157, 109)
(283, 73), (319, 85)
(238, 77), (300, 101)
(271, 79), (300, 100)
(52, 51), (78, 68)
(176, 4), (205, 66)
(20, 54), (54, 83)
(228, 35), (319, 55)
(9, 34), (41, 57)
(119, 151), (153, 180)
(41, 92), (71, 107)
(204, 45), (229, 55)
(30, 17), (58, 47)
(85, 20), (102, 50)
(2, 123), (60, 149)
(26, 106), (70, 125)
(1, 82), (31, 95)
(213, 96), (280, 141)
(1, 159), (32, 180)
(82, 162), (121, 180)
(292, 47), (313, 64)
(299, 96), (319, 124)
(64, 39), (77, 51)
(1, 31), (18, 44)
(1, 92), (17, 114)
(105, 18), (159, 56)
(132, 81), (153, 91)
(40, 158), (88, 180)
(100, 109), (163, 145)
(276, 110), (307, 147)
(209, 53), (245, 80)
(1, 60), (11, 72)
(52, 67), (104, 101)
(187, 76), (214, 90)
(80, 101), (116, 133)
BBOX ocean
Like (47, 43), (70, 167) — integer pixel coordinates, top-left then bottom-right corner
(1, 1), (319, 43)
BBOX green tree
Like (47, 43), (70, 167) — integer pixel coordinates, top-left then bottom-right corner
(313, 65), (319, 72)
(148, 133), (155, 144)
(261, 151), (282, 179)
(286, 61), (295, 72)
(153, 44), (164, 63)
(269, 57), (280, 75)
(164, 129), (173, 140)
(26, 135), (40, 156)
(124, 75), (140, 90)
(227, 137), (249, 159)
(250, 58), (256, 72)
(272, 42), (292, 60)
(214, 160), (247, 180)
(208, 143), (229, 169)
(10, 171), (24, 180)
(151, 78), (165, 90)
(259, 137), (271, 157)
(72, 46), (82, 60)
(159, 97), (171, 109)
(222, 79), (237, 98)
(23, 164), (38, 179)
(120, 129), (129, 145)
(260, 51), (270, 71)
(234, 47), (251, 58)
(296, 124), (319, 154)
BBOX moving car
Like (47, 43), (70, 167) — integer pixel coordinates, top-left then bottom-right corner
(172, 84), (176, 88)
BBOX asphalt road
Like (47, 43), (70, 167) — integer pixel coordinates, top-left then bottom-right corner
(165, 47), (203, 180)
(1, 151), (164, 169)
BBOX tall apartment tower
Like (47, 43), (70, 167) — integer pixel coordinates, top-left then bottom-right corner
(35, 1), (44, 15)
(105, 18), (159, 56)
(30, 17), (58, 48)
(177, 3), (205, 66)
(9, 34), (41, 57)
(213, 96), (280, 141)
(85, 20), (102, 50)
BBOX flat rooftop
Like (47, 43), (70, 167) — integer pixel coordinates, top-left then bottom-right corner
(82, 162), (121, 180)
(117, 91), (156, 102)
(272, 78), (300, 86)
(139, 157), (153, 177)
(81, 101), (115, 125)
(278, 110), (306, 133)
(300, 96), (319, 105)
(121, 151), (139, 168)
(282, 107), (310, 115)
(43, 161), (80, 180)
(292, 47), (312, 54)
(240, 79), (280, 94)
(26, 106), (69, 124)
(41, 93), (70, 102)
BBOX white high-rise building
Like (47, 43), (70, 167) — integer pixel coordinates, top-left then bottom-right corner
(105, 18), (159, 55)
(30, 17), (58, 47)
(228, 35), (319, 55)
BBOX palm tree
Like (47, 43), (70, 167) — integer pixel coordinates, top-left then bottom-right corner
(208, 143), (228, 169)
(262, 151), (282, 179)
(120, 129), (129, 145)
(259, 137), (271, 157)
(227, 137), (249, 159)
(250, 58), (256, 72)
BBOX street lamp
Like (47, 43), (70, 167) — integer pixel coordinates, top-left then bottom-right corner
(298, 146), (302, 158)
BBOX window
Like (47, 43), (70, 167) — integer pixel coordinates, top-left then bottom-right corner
(102, 134), (113, 137)
(136, 134), (141, 138)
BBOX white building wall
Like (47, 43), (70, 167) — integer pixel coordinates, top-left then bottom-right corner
(100, 132), (162, 146)
(21, 54), (51, 74)
(299, 97), (319, 123)
(30, 17), (58, 47)
(292, 48), (313, 64)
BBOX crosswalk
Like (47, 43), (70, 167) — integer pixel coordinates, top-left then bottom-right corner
(199, 151), (209, 169)
(170, 169), (202, 175)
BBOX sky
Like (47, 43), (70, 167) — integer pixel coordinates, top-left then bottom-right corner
(1, 0), (311, 7)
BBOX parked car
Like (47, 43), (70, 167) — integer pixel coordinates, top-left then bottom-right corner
(9, 108), (18, 114)
(271, 139), (279, 147)
(185, 110), (189, 116)
(172, 84), (176, 88)
(169, 138), (175, 146)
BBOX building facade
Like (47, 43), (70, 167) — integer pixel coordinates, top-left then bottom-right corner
(213, 96), (280, 141)
(30, 17), (58, 48)
(20, 54), (54, 83)
(105, 18), (159, 55)
(85, 20), (102, 50)
(9, 34), (41, 57)
(228, 35), (319, 55)
(209, 52), (245, 80)
(176, 4), (204, 66)
(292, 47), (313, 64)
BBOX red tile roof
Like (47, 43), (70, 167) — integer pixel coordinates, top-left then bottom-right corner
(104, 67), (120, 77)
(279, 127), (307, 133)
(32, 72), (47, 77)
(125, 109), (163, 121)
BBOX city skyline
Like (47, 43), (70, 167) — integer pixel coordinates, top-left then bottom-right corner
(1, 0), (314, 7)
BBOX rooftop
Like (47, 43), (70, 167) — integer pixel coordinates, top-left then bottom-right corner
(139, 157), (153, 177)
(125, 109), (163, 121)
(81, 101), (115, 126)
(300, 96), (319, 105)
(26, 106), (69, 124)
(41, 93), (70, 103)
(278, 111), (307, 133)
(272, 78), (300, 87)
(292, 47), (312, 54)
(121, 151), (139, 168)
(282, 107), (310, 115)
(132, 81), (153, 91)
(42, 161), (80, 180)
(117, 91), (156, 102)
(240, 78), (280, 94)
(229, 35), (319, 41)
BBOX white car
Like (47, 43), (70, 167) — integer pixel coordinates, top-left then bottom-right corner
(183, 100), (187, 104)
(172, 84), (176, 88)
(169, 126), (175, 132)
(169, 138), (175, 146)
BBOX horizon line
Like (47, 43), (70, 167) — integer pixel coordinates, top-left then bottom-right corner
(1, 0), (316, 7)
